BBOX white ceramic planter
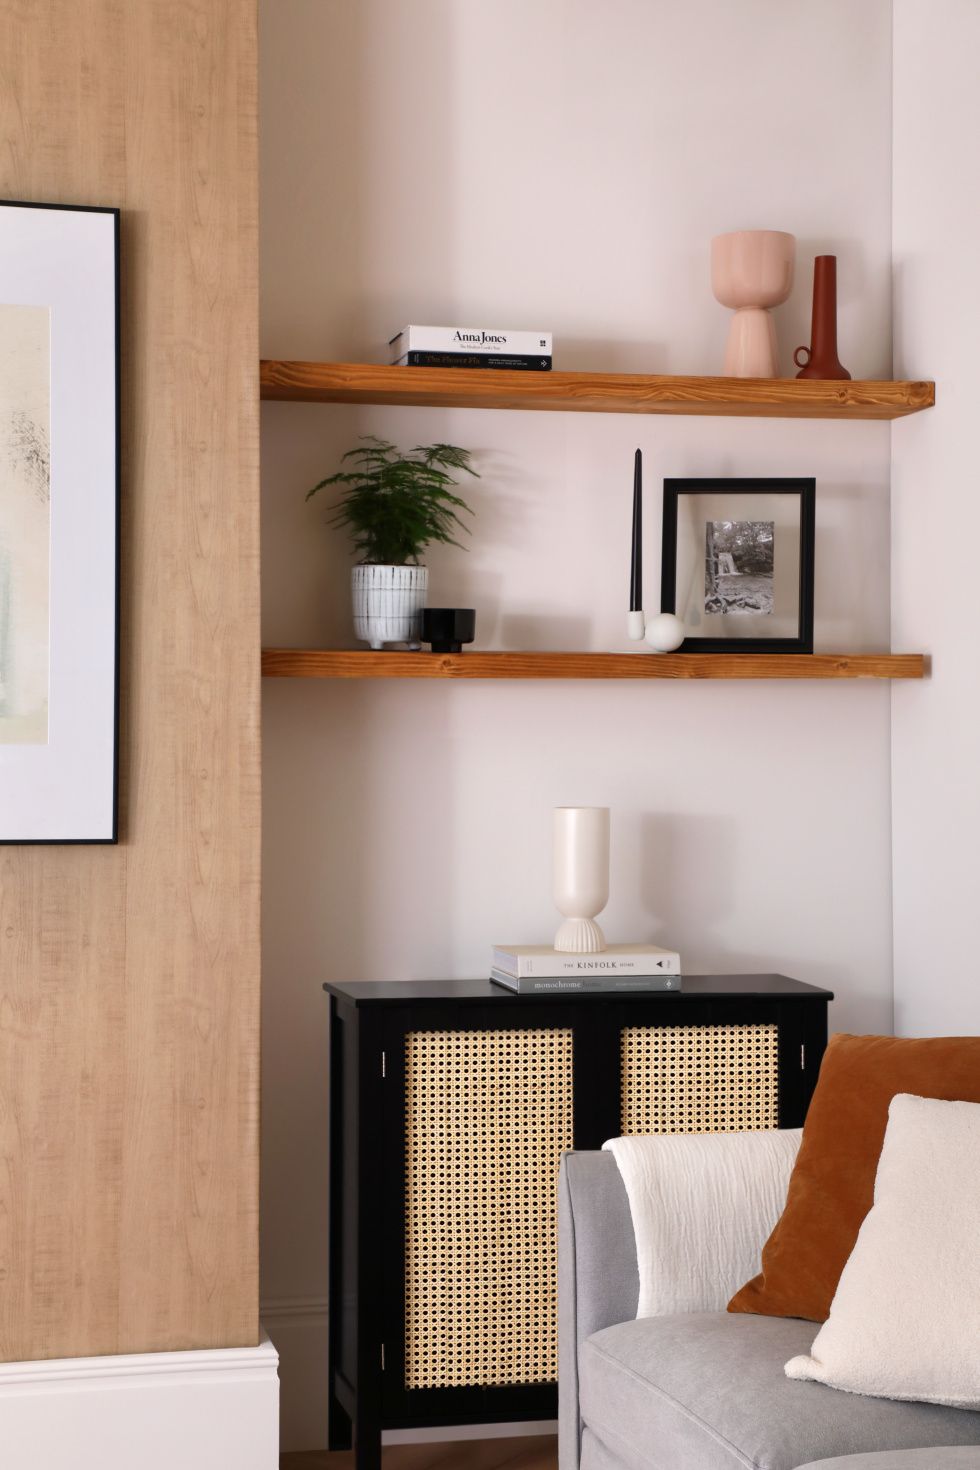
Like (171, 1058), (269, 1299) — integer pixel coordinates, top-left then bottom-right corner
(352, 564), (428, 650)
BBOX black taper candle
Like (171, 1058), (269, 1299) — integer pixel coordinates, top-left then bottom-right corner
(630, 448), (642, 612)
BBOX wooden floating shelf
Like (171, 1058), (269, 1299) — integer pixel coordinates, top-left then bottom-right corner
(262, 650), (926, 681)
(260, 360), (935, 421)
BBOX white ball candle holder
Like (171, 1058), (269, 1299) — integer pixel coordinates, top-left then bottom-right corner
(553, 806), (610, 953)
(644, 612), (685, 652)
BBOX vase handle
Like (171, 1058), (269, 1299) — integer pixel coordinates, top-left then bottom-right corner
(793, 345), (812, 368)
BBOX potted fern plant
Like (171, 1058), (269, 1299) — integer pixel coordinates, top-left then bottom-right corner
(307, 436), (477, 650)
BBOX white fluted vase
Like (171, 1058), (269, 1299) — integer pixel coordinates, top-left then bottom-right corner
(352, 564), (428, 650)
(553, 806), (610, 953)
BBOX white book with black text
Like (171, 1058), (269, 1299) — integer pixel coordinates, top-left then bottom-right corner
(388, 324), (553, 357)
(491, 942), (681, 979)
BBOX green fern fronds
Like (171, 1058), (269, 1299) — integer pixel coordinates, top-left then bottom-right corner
(307, 435), (478, 565)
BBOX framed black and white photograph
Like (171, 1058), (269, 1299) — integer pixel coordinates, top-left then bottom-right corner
(0, 200), (119, 841)
(661, 478), (815, 653)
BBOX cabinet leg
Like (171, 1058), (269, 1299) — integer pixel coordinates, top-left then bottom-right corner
(354, 1417), (382, 1470)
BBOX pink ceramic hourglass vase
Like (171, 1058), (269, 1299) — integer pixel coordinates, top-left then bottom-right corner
(711, 230), (796, 378)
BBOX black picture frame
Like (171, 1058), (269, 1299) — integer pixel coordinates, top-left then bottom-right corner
(661, 477), (815, 653)
(0, 199), (121, 842)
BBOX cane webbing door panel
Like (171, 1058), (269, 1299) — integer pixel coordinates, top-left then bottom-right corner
(404, 1027), (574, 1390)
(621, 1022), (779, 1135)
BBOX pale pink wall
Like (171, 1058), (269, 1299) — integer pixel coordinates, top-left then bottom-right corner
(259, 0), (895, 1448)
(891, 0), (980, 1039)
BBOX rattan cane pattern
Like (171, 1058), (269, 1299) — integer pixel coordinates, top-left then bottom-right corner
(621, 1023), (778, 1134)
(404, 1028), (574, 1390)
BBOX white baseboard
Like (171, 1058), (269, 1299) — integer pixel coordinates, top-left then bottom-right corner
(0, 1332), (279, 1470)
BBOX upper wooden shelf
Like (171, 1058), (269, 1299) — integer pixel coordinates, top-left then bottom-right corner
(259, 361), (935, 420)
(262, 650), (926, 681)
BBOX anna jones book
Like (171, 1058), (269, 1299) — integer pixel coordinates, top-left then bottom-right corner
(389, 324), (552, 356)
(491, 943), (681, 979)
(490, 968), (681, 995)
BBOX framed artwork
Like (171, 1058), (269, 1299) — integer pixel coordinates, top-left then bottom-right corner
(0, 200), (120, 841)
(661, 478), (815, 653)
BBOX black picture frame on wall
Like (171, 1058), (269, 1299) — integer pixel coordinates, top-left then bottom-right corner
(0, 199), (120, 842)
(661, 478), (815, 653)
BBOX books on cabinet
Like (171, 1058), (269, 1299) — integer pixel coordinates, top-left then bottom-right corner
(490, 967), (681, 995)
(490, 942), (682, 993)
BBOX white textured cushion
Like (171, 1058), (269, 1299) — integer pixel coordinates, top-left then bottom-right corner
(786, 1093), (980, 1408)
(603, 1128), (800, 1317)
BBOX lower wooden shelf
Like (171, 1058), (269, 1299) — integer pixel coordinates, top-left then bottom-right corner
(261, 650), (926, 680)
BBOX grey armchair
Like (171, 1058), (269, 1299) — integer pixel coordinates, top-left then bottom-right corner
(557, 1149), (980, 1470)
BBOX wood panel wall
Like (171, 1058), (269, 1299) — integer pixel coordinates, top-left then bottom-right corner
(0, 0), (260, 1360)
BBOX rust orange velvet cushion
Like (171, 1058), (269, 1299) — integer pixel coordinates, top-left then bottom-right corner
(728, 1032), (980, 1323)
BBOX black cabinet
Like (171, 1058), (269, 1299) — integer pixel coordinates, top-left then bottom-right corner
(325, 975), (832, 1468)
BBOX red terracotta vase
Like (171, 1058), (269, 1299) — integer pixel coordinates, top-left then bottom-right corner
(794, 255), (851, 380)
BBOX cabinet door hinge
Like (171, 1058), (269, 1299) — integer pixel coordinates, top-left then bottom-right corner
(800, 1044), (806, 1071)
(381, 1049), (386, 1079)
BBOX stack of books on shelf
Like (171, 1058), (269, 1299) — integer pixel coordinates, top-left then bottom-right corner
(490, 942), (682, 995)
(388, 324), (552, 371)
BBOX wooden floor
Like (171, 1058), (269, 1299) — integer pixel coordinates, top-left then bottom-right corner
(280, 1436), (558, 1469)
